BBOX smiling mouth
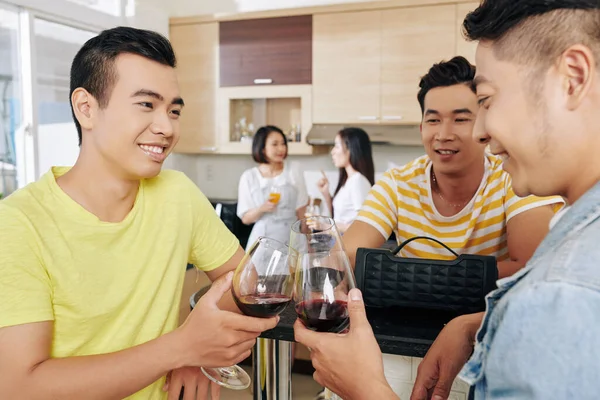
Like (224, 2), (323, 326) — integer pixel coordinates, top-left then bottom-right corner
(435, 150), (459, 155)
(139, 144), (166, 155)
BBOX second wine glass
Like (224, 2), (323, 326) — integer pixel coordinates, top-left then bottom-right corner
(290, 217), (356, 333)
(201, 236), (294, 390)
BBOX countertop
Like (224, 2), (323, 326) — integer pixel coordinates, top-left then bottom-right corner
(261, 304), (454, 358)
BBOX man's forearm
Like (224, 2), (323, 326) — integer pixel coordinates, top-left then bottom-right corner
(497, 260), (525, 279)
(14, 330), (185, 400)
(347, 380), (400, 400)
(460, 312), (485, 343)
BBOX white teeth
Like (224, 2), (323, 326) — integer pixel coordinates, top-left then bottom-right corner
(139, 144), (164, 154)
(438, 150), (457, 155)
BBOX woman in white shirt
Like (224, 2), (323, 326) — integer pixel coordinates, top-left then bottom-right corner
(237, 125), (308, 250)
(317, 127), (374, 233)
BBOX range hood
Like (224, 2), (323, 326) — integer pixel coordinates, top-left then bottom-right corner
(306, 123), (423, 146)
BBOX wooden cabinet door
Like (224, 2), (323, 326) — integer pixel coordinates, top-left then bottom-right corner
(312, 10), (381, 124)
(170, 23), (219, 153)
(456, 2), (480, 64)
(380, 5), (457, 124)
(219, 15), (312, 87)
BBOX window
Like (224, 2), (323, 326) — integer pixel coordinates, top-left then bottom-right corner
(34, 18), (95, 174)
(63, 0), (121, 16)
(0, 5), (21, 196)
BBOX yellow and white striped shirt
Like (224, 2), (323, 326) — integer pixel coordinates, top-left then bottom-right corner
(357, 154), (564, 261)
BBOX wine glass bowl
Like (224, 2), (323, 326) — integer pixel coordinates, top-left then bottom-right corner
(232, 237), (293, 318)
(201, 236), (293, 390)
(268, 186), (281, 204)
(289, 217), (356, 333)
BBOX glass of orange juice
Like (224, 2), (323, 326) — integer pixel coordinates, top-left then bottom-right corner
(268, 186), (281, 204)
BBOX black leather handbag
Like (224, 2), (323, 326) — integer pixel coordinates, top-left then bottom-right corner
(354, 236), (498, 315)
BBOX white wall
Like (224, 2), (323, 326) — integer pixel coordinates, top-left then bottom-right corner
(168, 0), (387, 17)
(129, 0), (170, 37)
(169, 145), (424, 200)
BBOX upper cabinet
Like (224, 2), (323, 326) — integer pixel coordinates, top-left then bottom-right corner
(380, 5), (457, 124)
(219, 15), (312, 87)
(312, 10), (381, 124)
(170, 22), (219, 154)
(313, 5), (458, 125)
(456, 2), (480, 64)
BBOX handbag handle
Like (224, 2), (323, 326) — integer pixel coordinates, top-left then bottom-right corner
(391, 236), (459, 258)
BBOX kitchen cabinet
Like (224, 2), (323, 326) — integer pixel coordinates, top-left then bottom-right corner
(380, 5), (457, 124)
(170, 22), (219, 154)
(312, 10), (381, 124)
(456, 2), (480, 64)
(216, 84), (314, 155)
(313, 5), (460, 125)
(219, 15), (312, 87)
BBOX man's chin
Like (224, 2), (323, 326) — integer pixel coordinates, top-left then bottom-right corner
(130, 164), (163, 180)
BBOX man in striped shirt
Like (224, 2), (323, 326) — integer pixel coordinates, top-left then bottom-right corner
(343, 56), (563, 279)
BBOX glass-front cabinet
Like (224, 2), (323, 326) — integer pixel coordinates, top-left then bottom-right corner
(217, 84), (313, 155)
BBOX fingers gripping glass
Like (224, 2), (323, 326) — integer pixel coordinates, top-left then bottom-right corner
(201, 237), (294, 390)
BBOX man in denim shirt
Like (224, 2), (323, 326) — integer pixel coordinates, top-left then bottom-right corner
(294, 1), (600, 399)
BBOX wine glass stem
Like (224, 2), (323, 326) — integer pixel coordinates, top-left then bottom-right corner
(217, 366), (239, 378)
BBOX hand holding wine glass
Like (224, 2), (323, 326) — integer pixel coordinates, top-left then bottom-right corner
(201, 237), (294, 390)
(293, 289), (395, 400)
(177, 272), (278, 369)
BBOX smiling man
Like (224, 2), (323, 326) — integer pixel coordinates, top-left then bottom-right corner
(295, 1), (600, 400)
(333, 55), (564, 400)
(343, 56), (562, 279)
(0, 27), (278, 400)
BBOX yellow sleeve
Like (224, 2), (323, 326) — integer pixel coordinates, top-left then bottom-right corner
(355, 170), (399, 239)
(0, 204), (54, 328)
(185, 178), (240, 272)
(504, 176), (565, 221)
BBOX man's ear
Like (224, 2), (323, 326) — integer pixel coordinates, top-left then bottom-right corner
(71, 88), (97, 131)
(559, 44), (595, 111)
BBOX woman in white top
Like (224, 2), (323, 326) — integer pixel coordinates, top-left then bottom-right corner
(237, 125), (308, 250)
(317, 127), (374, 233)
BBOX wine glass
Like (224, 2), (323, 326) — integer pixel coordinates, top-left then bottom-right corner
(289, 217), (356, 333)
(201, 237), (294, 390)
(268, 186), (281, 205)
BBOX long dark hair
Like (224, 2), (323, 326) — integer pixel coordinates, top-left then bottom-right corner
(334, 127), (375, 197)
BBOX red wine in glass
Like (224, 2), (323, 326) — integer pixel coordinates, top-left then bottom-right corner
(295, 299), (349, 333)
(202, 236), (293, 391)
(233, 293), (292, 318)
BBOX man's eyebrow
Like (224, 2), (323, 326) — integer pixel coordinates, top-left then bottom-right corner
(452, 108), (474, 115)
(473, 76), (489, 88)
(424, 109), (440, 116)
(131, 89), (163, 101)
(132, 89), (184, 106)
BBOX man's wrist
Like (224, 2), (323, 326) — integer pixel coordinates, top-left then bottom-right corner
(459, 312), (484, 343)
(161, 328), (189, 370)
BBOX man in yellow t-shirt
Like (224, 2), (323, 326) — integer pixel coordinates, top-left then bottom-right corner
(0, 27), (277, 400)
(343, 56), (564, 279)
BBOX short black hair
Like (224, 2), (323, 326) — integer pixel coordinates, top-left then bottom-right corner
(463, 0), (600, 69)
(69, 26), (177, 146)
(251, 125), (287, 164)
(417, 56), (476, 115)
